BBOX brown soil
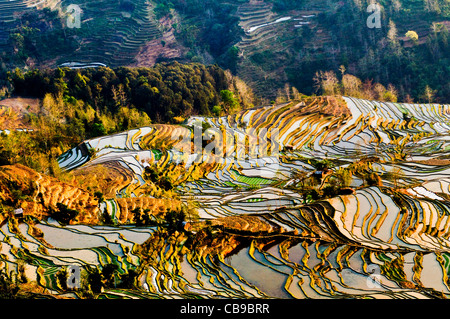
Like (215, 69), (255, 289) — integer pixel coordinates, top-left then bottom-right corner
(0, 98), (41, 130)
(415, 158), (450, 166)
(130, 16), (187, 67)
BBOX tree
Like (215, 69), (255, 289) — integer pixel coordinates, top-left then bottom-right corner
(387, 19), (398, 46)
(42, 93), (64, 121)
(132, 207), (151, 226)
(421, 85), (436, 103)
(392, 0), (401, 12)
(87, 268), (103, 294)
(94, 191), (104, 203)
(383, 84), (398, 102)
(385, 165), (404, 189)
(212, 105), (222, 116)
(100, 210), (114, 225)
(50, 203), (79, 225)
(166, 209), (186, 232)
(220, 46), (239, 73)
(405, 31), (419, 44)
(0, 270), (20, 298)
(291, 86), (301, 100)
(313, 71), (339, 95)
(119, 269), (138, 289)
(90, 113), (107, 137)
(284, 83), (291, 101)
(220, 89), (239, 112)
(424, 0), (441, 14)
(101, 264), (119, 288)
(342, 74), (362, 97)
(334, 167), (352, 188)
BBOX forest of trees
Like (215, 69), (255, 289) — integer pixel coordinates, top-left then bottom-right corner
(7, 62), (244, 123)
(283, 0), (450, 102)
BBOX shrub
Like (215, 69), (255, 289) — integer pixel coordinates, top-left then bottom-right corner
(50, 203), (79, 225)
(87, 268), (103, 294)
(0, 270), (20, 298)
(322, 185), (338, 198)
(100, 210), (114, 225)
(405, 30), (419, 42)
(119, 269), (138, 289)
(94, 191), (104, 202)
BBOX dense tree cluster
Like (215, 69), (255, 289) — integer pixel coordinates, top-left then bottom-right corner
(268, 0), (308, 12)
(285, 0), (450, 102)
(153, 0), (449, 102)
(7, 62), (231, 122)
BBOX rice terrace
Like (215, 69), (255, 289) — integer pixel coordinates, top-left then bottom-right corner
(0, 0), (449, 304)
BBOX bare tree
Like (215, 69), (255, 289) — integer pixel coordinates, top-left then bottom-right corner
(313, 71), (340, 96)
(387, 19), (398, 46)
(421, 85), (436, 103)
(342, 74), (362, 97)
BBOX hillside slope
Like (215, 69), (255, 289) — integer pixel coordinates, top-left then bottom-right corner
(0, 0), (448, 102)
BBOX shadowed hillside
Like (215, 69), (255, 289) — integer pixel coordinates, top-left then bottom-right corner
(0, 0), (448, 102)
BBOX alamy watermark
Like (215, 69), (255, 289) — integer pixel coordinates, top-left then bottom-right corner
(367, 3), (382, 29)
(66, 265), (81, 289)
(66, 4), (82, 29)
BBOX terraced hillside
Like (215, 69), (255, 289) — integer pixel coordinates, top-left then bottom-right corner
(56, 0), (162, 66)
(0, 0), (162, 67)
(234, 1), (322, 96)
(3, 96), (450, 298)
(0, 0), (448, 102)
(236, 1), (322, 54)
(0, 0), (57, 23)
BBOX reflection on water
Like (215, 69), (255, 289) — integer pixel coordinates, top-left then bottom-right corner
(2, 216), (450, 299)
(226, 245), (291, 299)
